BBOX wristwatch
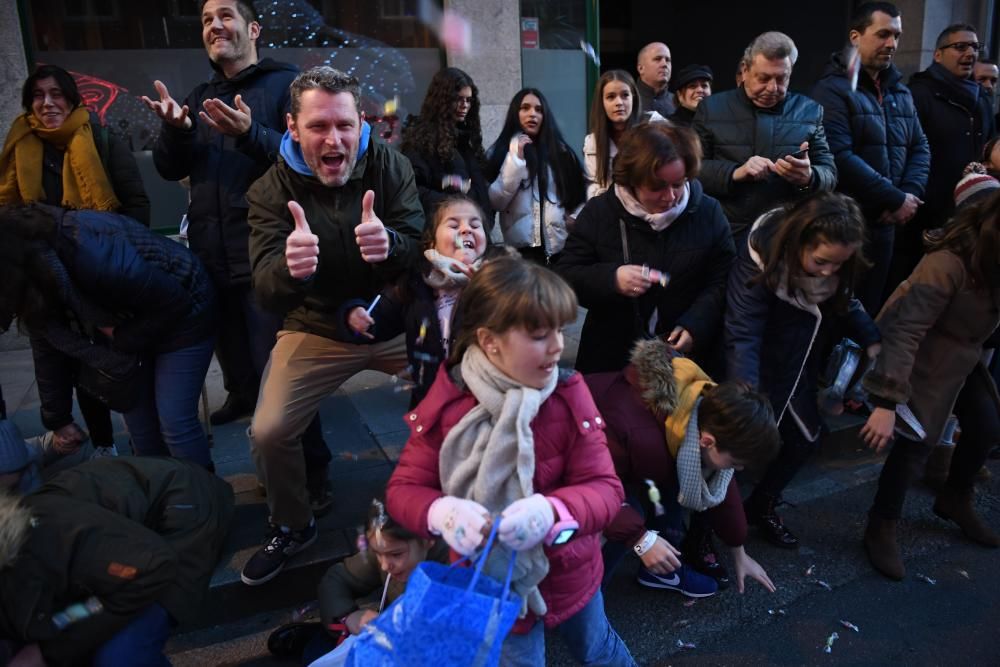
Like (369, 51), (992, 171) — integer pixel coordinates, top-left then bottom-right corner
(544, 496), (579, 546)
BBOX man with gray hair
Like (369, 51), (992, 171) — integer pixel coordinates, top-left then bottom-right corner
(241, 66), (423, 586)
(694, 31), (837, 247)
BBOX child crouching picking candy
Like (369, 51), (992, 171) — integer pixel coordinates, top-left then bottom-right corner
(387, 257), (636, 666)
(588, 339), (781, 596)
(267, 498), (448, 664)
(339, 194), (493, 407)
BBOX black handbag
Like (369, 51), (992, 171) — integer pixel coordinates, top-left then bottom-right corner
(76, 357), (144, 413)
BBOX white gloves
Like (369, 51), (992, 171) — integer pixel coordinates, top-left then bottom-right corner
(498, 494), (554, 552)
(427, 496), (489, 555)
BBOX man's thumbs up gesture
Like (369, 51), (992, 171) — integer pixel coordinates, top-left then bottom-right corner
(355, 190), (391, 263)
(286, 201), (320, 279)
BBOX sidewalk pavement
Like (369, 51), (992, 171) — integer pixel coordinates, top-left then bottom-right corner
(0, 315), (875, 637)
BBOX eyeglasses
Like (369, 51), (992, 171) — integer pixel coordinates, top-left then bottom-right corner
(940, 41), (980, 53)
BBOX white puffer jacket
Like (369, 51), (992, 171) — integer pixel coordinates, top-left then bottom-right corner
(488, 134), (580, 255)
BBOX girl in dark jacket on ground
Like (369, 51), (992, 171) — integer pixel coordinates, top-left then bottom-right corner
(0, 205), (217, 468)
(486, 88), (586, 264)
(726, 191), (880, 548)
(400, 68), (492, 229)
(859, 190), (1000, 581)
(0, 65), (151, 457)
(558, 121), (735, 374)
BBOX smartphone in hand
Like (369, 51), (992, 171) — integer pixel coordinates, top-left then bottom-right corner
(787, 147), (808, 160)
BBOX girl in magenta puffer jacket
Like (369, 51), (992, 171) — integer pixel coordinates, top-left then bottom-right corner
(387, 257), (634, 666)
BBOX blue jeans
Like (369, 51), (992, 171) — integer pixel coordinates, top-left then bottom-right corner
(93, 604), (171, 667)
(500, 590), (636, 666)
(124, 336), (215, 467)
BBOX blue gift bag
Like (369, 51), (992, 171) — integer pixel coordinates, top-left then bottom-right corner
(346, 520), (521, 667)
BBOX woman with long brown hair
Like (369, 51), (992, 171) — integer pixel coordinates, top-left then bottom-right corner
(861, 189), (1000, 580)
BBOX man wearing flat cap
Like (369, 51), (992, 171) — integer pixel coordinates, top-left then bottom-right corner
(670, 64), (714, 126)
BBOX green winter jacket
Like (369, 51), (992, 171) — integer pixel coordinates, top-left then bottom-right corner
(0, 458), (234, 666)
(247, 137), (424, 342)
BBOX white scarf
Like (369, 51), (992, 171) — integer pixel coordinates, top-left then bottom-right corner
(438, 345), (559, 617)
(675, 398), (734, 512)
(614, 181), (690, 231)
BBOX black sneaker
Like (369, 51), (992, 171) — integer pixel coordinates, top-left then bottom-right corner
(210, 394), (255, 426)
(241, 522), (317, 586)
(682, 527), (730, 590)
(308, 480), (333, 517)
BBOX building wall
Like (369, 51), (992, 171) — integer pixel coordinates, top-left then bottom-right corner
(444, 0), (523, 147)
(0, 2), (29, 138)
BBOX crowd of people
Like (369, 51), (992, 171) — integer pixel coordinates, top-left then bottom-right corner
(0, 0), (999, 664)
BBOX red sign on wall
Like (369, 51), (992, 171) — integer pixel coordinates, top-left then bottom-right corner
(521, 17), (539, 49)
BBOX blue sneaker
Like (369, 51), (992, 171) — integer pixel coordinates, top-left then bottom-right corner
(637, 564), (718, 598)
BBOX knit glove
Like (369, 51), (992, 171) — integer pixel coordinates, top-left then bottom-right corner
(498, 494), (555, 552)
(427, 496), (489, 555)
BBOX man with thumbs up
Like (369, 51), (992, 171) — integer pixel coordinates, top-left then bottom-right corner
(146, 0), (299, 429)
(242, 67), (423, 585)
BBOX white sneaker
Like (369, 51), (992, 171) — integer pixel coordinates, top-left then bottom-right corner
(91, 444), (119, 459)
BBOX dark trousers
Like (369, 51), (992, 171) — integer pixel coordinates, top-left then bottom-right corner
(857, 222), (895, 316)
(883, 216), (926, 305)
(77, 386), (114, 447)
(600, 492), (686, 588)
(754, 414), (821, 498)
(216, 283), (331, 479)
(872, 364), (1000, 519)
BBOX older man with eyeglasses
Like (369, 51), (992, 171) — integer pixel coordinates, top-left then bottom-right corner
(888, 23), (996, 288)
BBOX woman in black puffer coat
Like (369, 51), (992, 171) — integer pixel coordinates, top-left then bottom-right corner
(0, 204), (216, 468)
(557, 121), (734, 375)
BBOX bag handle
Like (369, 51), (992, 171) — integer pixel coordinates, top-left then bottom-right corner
(453, 518), (518, 601)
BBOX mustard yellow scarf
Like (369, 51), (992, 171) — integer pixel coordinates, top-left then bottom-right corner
(0, 106), (120, 211)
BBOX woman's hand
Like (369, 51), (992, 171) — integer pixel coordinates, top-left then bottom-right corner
(861, 406), (896, 452)
(347, 307), (375, 339)
(615, 265), (651, 297)
(666, 326), (693, 353)
(638, 535), (682, 575)
(730, 545), (776, 594)
(345, 609), (379, 635)
(516, 134), (533, 160)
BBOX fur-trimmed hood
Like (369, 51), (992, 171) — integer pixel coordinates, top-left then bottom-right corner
(628, 339), (716, 456)
(0, 490), (31, 570)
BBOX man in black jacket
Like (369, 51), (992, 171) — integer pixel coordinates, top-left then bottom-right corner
(811, 2), (929, 314)
(693, 31), (837, 248)
(890, 23), (996, 290)
(143, 2), (290, 419)
(241, 66), (423, 586)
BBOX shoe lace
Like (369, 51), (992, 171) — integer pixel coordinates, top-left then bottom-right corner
(263, 527), (292, 555)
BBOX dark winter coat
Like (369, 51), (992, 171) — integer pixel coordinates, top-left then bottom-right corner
(908, 64), (996, 225)
(811, 54), (930, 220)
(28, 207), (216, 430)
(637, 79), (676, 118)
(586, 344), (748, 550)
(402, 124), (492, 229)
(0, 457), (233, 667)
(153, 59), (298, 288)
(693, 88), (838, 240)
(556, 179), (735, 374)
(336, 270), (458, 407)
(387, 366), (624, 630)
(863, 250), (1000, 444)
(40, 113), (150, 225)
(247, 138), (423, 342)
(725, 212), (879, 435)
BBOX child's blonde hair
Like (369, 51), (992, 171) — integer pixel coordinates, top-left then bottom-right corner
(449, 257), (578, 365)
(422, 194), (487, 250)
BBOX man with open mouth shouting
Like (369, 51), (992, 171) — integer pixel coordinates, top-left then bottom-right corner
(241, 66), (423, 587)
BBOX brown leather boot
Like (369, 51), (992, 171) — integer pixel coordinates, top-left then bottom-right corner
(933, 487), (1000, 547)
(864, 514), (905, 580)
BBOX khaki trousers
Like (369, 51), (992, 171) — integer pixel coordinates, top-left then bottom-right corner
(250, 330), (408, 529)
